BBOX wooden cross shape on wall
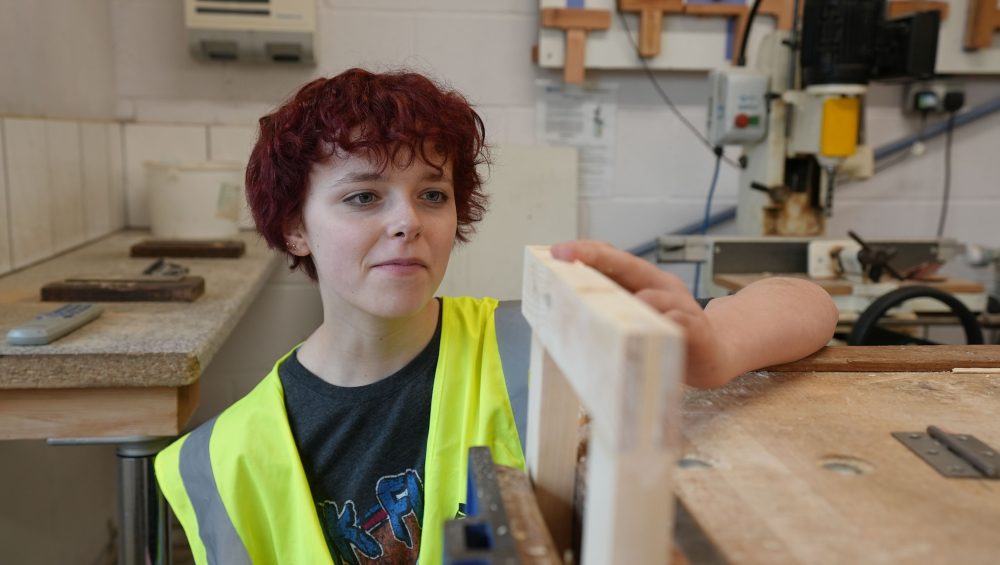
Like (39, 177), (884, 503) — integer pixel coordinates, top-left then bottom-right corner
(965, 0), (1000, 50)
(542, 8), (612, 84)
(618, 0), (686, 58)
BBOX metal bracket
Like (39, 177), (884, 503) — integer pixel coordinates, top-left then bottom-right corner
(443, 446), (520, 564)
(893, 426), (999, 479)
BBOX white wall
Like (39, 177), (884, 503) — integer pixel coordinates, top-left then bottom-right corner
(108, 1), (1000, 259)
(0, 0), (117, 119)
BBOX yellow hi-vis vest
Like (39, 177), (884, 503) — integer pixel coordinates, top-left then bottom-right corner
(155, 296), (525, 565)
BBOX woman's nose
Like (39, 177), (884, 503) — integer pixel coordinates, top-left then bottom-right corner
(389, 201), (422, 240)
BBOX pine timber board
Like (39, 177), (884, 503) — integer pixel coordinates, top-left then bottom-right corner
(676, 369), (1000, 564)
(888, 1), (949, 19)
(770, 345), (1000, 373)
(713, 273), (984, 296)
(521, 245), (684, 565)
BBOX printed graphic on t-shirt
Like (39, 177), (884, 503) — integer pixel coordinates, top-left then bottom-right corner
(320, 468), (424, 565)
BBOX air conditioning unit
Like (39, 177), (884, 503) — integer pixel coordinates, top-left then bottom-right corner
(184, 0), (316, 64)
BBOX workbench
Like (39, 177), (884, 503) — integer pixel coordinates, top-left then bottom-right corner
(0, 230), (278, 565)
(674, 346), (1000, 563)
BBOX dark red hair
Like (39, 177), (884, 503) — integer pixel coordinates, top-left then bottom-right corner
(245, 68), (490, 279)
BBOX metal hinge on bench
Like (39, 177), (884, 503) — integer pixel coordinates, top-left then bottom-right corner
(893, 426), (999, 479)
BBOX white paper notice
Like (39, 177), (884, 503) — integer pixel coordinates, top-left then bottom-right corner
(536, 80), (617, 196)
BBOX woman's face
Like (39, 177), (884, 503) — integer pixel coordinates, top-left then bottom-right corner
(286, 150), (458, 320)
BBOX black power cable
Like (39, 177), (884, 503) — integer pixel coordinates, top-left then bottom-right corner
(616, 9), (741, 169)
(936, 112), (956, 237)
(737, 0), (765, 67)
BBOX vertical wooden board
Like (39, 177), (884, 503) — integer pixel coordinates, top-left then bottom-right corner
(209, 124), (257, 229)
(80, 122), (112, 240)
(124, 123), (208, 227)
(45, 120), (86, 253)
(0, 120), (11, 274)
(438, 144), (578, 300)
(583, 434), (673, 565)
(4, 118), (54, 268)
(107, 123), (125, 230)
(526, 334), (581, 557)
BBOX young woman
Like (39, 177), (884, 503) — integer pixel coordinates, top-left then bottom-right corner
(155, 68), (838, 565)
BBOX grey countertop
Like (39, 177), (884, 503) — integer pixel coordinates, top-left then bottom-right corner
(0, 230), (279, 389)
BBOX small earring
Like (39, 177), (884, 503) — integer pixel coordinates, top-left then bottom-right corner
(286, 241), (297, 252)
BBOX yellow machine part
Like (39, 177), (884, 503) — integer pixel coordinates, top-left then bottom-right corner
(820, 97), (860, 158)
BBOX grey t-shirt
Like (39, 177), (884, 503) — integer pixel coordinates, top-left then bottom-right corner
(278, 306), (441, 565)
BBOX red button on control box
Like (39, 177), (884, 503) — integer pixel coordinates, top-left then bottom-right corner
(734, 113), (749, 128)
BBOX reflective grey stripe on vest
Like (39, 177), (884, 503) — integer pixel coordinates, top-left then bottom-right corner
(178, 416), (252, 565)
(494, 300), (531, 447)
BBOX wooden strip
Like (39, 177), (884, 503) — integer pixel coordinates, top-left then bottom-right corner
(495, 465), (563, 562)
(522, 245), (683, 564)
(684, 4), (746, 17)
(541, 8), (611, 31)
(40, 276), (206, 302)
(130, 239), (246, 258)
(0, 384), (198, 440)
(564, 28), (587, 85)
(768, 345), (1000, 372)
(888, 1), (949, 19)
(525, 335), (579, 556)
(639, 9), (664, 57)
(964, 0), (1000, 50)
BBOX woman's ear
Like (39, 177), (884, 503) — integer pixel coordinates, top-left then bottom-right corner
(283, 220), (311, 257)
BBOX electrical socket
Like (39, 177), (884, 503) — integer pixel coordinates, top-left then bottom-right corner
(904, 81), (965, 114)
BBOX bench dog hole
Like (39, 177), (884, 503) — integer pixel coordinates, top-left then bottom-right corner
(819, 455), (875, 476)
(678, 455), (714, 469)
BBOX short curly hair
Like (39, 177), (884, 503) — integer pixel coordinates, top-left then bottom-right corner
(245, 68), (490, 280)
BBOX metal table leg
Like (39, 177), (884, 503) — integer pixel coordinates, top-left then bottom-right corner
(49, 436), (173, 565)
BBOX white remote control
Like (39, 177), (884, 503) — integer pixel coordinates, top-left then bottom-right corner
(6, 303), (105, 346)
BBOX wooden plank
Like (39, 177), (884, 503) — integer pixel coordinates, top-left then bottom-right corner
(677, 370), (1000, 563)
(522, 245), (683, 565)
(0, 119), (11, 274)
(888, 1), (949, 19)
(4, 118), (54, 268)
(768, 345), (1000, 373)
(0, 383), (199, 440)
(964, 0), (1000, 50)
(45, 120), (86, 254)
(714, 273), (984, 295)
(494, 464), (563, 562)
(525, 335), (580, 557)
(564, 28), (587, 84)
(541, 7), (611, 30)
(40, 276), (206, 302)
(80, 121), (113, 240)
(130, 239), (246, 258)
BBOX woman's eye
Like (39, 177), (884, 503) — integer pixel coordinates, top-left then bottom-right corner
(346, 192), (377, 205)
(422, 190), (448, 203)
